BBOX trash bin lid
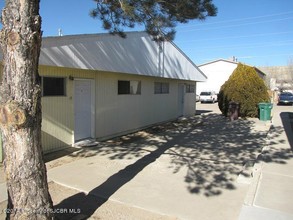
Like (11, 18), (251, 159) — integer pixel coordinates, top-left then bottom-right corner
(258, 102), (273, 109)
(258, 102), (272, 106)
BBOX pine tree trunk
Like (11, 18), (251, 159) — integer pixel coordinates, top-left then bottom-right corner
(0, 1), (53, 219)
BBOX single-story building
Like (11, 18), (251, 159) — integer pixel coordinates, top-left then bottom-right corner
(197, 58), (266, 94)
(0, 31), (206, 153)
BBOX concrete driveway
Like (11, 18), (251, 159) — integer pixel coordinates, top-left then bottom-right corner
(47, 103), (271, 219)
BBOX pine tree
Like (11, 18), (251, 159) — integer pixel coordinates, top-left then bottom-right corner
(90, 0), (217, 40)
(218, 63), (270, 118)
(0, 0), (217, 219)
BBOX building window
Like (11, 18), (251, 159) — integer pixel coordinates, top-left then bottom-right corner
(186, 84), (195, 93)
(42, 77), (66, 96)
(154, 82), (169, 94)
(118, 80), (141, 95)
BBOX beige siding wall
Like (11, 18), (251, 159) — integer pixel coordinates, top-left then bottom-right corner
(40, 66), (103, 152)
(95, 74), (180, 139)
(1, 65), (196, 153)
(40, 66), (74, 152)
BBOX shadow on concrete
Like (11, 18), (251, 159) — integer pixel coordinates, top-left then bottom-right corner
(281, 112), (293, 151)
(44, 148), (80, 163)
(256, 112), (293, 165)
(54, 113), (276, 219)
(195, 109), (213, 115)
(54, 143), (173, 219)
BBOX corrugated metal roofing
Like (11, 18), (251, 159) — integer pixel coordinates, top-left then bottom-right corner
(39, 32), (206, 81)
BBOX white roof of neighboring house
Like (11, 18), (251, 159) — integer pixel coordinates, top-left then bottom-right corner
(197, 59), (239, 93)
(199, 58), (266, 77)
(198, 58), (238, 67)
(37, 32), (206, 81)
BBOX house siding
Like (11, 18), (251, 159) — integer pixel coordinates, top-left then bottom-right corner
(40, 66), (75, 152)
(198, 60), (238, 94)
(0, 31), (203, 154)
(96, 76), (178, 139)
(38, 66), (195, 152)
(198, 60), (266, 95)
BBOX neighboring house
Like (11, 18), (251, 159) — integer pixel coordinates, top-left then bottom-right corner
(0, 32), (206, 153)
(258, 66), (293, 91)
(197, 59), (238, 94)
(197, 58), (266, 94)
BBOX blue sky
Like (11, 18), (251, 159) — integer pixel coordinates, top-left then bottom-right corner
(0, 0), (293, 67)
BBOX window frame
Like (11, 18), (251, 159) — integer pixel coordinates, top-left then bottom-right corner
(42, 76), (66, 97)
(118, 80), (141, 95)
(186, 84), (195, 93)
(154, 82), (169, 94)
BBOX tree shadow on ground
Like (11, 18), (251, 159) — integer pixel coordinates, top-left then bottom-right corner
(281, 112), (293, 151)
(257, 112), (293, 164)
(54, 113), (287, 219)
(195, 109), (212, 115)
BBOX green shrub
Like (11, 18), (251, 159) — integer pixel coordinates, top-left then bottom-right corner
(218, 63), (270, 118)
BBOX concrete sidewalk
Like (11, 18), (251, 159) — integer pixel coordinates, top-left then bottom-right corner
(0, 106), (275, 219)
(46, 112), (270, 220)
(239, 104), (293, 220)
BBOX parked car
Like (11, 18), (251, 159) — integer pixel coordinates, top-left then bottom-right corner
(200, 91), (218, 103)
(278, 92), (293, 105)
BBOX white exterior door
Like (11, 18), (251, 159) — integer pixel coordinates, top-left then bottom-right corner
(178, 84), (185, 117)
(74, 79), (93, 141)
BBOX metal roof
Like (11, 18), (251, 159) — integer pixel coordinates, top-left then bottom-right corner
(198, 58), (266, 77)
(39, 32), (206, 81)
(198, 59), (238, 67)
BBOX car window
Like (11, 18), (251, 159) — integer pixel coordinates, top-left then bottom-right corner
(200, 92), (211, 95)
(280, 93), (293, 97)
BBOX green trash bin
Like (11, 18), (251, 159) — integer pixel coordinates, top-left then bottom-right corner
(258, 102), (273, 121)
